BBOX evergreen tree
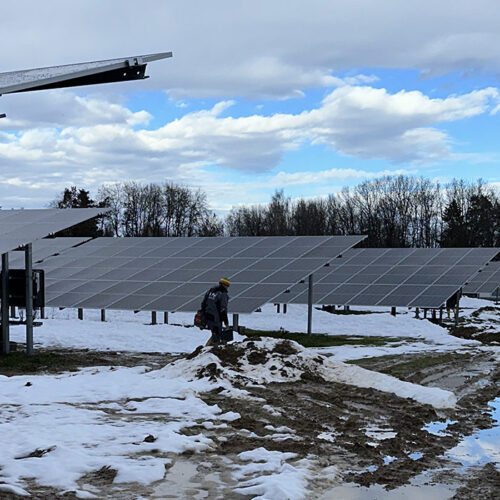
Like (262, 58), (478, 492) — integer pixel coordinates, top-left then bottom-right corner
(441, 199), (468, 247)
(467, 194), (496, 246)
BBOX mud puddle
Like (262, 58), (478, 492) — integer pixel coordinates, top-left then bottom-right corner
(151, 460), (215, 499)
(317, 477), (456, 499)
(446, 396), (500, 468)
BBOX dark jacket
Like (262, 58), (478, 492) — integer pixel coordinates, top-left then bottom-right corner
(201, 285), (229, 331)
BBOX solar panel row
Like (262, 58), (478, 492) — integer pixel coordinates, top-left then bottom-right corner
(39, 235), (365, 313)
(274, 247), (499, 308)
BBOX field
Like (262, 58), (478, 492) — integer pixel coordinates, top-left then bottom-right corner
(0, 298), (498, 499)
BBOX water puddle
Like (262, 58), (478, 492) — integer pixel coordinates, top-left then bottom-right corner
(317, 475), (456, 499)
(152, 459), (220, 499)
(319, 398), (499, 498)
(422, 419), (457, 436)
(447, 397), (500, 468)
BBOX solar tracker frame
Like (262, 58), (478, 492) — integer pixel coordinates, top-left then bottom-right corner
(39, 235), (366, 313)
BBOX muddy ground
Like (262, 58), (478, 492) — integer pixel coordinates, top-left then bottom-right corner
(194, 343), (500, 498)
(1, 319), (499, 498)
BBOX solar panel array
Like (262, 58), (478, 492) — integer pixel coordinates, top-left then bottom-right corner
(6, 237), (90, 268)
(273, 247), (499, 308)
(463, 261), (500, 296)
(39, 235), (365, 313)
(0, 209), (106, 255)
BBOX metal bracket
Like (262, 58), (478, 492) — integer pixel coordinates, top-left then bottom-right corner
(127, 57), (145, 67)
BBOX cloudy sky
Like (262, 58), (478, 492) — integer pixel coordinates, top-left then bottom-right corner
(1, 0), (500, 211)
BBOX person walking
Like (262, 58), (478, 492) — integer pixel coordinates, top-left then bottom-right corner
(201, 278), (230, 346)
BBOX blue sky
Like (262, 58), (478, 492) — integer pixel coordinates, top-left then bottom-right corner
(1, 1), (500, 211)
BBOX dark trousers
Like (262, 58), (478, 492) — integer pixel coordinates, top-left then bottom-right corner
(206, 325), (222, 346)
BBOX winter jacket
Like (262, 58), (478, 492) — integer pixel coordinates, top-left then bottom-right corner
(201, 285), (229, 331)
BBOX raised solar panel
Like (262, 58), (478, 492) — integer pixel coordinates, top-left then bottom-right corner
(39, 235), (366, 313)
(0, 210), (105, 256)
(275, 247), (499, 308)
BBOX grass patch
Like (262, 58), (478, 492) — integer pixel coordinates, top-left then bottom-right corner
(243, 328), (411, 348)
(0, 351), (80, 376)
(449, 325), (500, 344)
(0, 350), (119, 376)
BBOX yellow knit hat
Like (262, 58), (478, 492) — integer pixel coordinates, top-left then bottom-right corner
(219, 277), (231, 287)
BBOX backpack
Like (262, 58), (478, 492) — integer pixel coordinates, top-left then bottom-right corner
(194, 309), (207, 329)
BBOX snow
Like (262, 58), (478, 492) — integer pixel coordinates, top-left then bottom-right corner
(11, 303), (478, 360)
(0, 484), (29, 496)
(1, 301), (497, 497)
(9, 314), (232, 354)
(0, 365), (220, 491)
(233, 449), (311, 500)
(155, 336), (457, 409)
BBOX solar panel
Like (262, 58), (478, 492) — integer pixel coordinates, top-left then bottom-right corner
(0, 210), (106, 256)
(5, 237), (90, 268)
(38, 235), (366, 313)
(277, 247), (499, 308)
(463, 261), (500, 295)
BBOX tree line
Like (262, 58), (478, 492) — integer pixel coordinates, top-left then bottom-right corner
(51, 182), (224, 238)
(51, 176), (500, 248)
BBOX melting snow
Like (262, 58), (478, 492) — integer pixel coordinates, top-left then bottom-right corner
(1, 302), (494, 497)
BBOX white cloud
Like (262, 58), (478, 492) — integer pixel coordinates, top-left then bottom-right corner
(0, 83), (497, 208)
(0, 91), (151, 130)
(270, 167), (414, 186)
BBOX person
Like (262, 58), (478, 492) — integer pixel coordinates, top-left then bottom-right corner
(201, 278), (230, 346)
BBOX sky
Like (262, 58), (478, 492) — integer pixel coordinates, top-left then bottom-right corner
(1, 0), (500, 212)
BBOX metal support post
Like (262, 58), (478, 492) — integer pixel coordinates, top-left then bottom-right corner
(164, 311), (169, 324)
(432, 309), (436, 321)
(232, 313), (239, 332)
(415, 307), (420, 319)
(283, 303), (287, 314)
(1, 253), (10, 354)
(25, 244), (33, 355)
(391, 306), (397, 316)
(151, 311), (157, 325)
(454, 298), (460, 327)
(423, 309), (428, 319)
(276, 303), (280, 313)
(307, 274), (313, 335)
(40, 307), (45, 319)
(439, 307), (443, 324)
(101, 309), (106, 322)
(78, 308), (83, 320)
(10, 306), (15, 318)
